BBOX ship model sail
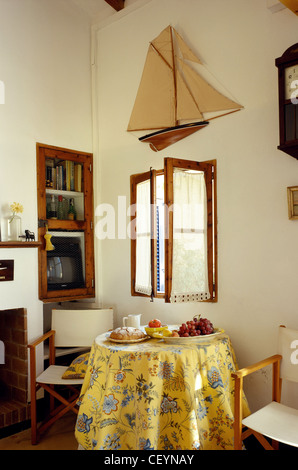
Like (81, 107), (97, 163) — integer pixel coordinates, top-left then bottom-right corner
(127, 25), (243, 151)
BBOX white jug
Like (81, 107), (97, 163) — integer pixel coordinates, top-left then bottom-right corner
(123, 314), (142, 329)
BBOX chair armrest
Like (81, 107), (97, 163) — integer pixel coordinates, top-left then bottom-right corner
(28, 330), (56, 371)
(232, 354), (282, 449)
(28, 330), (55, 349)
(231, 354), (282, 380)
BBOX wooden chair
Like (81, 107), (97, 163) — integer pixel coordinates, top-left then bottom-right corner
(232, 325), (298, 450)
(28, 308), (113, 445)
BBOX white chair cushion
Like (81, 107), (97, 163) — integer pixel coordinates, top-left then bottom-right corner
(242, 401), (298, 447)
(36, 365), (84, 385)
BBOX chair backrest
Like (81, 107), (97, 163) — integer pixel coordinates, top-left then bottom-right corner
(51, 308), (113, 347)
(278, 325), (298, 383)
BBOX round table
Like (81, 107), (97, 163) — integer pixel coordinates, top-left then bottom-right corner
(75, 330), (249, 450)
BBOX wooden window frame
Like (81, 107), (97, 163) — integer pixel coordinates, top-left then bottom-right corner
(130, 170), (152, 298)
(130, 158), (217, 303)
(130, 168), (165, 299)
(164, 158), (217, 303)
(151, 169), (164, 299)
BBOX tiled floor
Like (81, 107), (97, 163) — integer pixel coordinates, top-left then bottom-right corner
(0, 413), (78, 450)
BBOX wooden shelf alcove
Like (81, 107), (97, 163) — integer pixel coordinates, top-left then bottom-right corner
(0, 241), (41, 248)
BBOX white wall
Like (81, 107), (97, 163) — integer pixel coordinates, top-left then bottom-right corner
(93, 0), (298, 411)
(0, 0), (93, 348)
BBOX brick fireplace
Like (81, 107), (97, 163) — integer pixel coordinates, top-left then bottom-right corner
(0, 308), (30, 429)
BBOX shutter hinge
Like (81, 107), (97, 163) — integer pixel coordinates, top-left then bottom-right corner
(38, 219), (48, 228)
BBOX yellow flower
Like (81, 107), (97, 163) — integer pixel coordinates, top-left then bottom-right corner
(9, 202), (23, 223)
(10, 202), (23, 214)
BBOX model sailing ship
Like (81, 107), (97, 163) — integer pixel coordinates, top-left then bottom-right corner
(127, 25), (243, 151)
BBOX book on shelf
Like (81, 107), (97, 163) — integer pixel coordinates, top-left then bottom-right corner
(45, 159), (81, 192)
(65, 160), (75, 192)
(46, 159), (54, 188)
(74, 163), (82, 192)
(56, 161), (65, 191)
(70, 161), (75, 192)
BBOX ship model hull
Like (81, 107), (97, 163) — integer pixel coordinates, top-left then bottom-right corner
(139, 121), (209, 152)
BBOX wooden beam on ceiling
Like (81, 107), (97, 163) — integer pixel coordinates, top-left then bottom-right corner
(104, 0), (125, 11)
(267, 0), (286, 12)
(279, 0), (298, 15)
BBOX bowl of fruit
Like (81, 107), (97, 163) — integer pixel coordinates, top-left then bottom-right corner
(164, 316), (224, 342)
(145, 319), (172, 338)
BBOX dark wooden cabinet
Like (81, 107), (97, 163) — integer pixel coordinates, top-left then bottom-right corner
(36, 143), (95, 302)
(276, 44), (298, 159)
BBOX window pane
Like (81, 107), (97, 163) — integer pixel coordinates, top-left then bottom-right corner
(135, 179), (152, 295)
(171, 169), (210, 302)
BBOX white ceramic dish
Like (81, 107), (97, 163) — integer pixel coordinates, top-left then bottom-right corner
(108, 335), (150, 344)
(162, 328), (225, 343)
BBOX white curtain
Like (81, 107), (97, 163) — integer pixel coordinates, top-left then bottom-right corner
(135, 179), (152, 295)
(170, 169), (210, 302)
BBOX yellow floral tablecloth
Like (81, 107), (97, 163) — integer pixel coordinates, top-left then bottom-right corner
(75, 332), (249, 450)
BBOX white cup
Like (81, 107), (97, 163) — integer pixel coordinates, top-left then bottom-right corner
(123, 314), (142, 329)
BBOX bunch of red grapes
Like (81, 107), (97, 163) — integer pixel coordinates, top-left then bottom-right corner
(177, 316), (214, 337)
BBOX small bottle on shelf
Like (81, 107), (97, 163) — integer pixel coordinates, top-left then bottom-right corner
(57, 195), (64, 220)
(68, 198), (76, 220)
(48, 195), (57, 219)
(62, 197), (68, 219)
